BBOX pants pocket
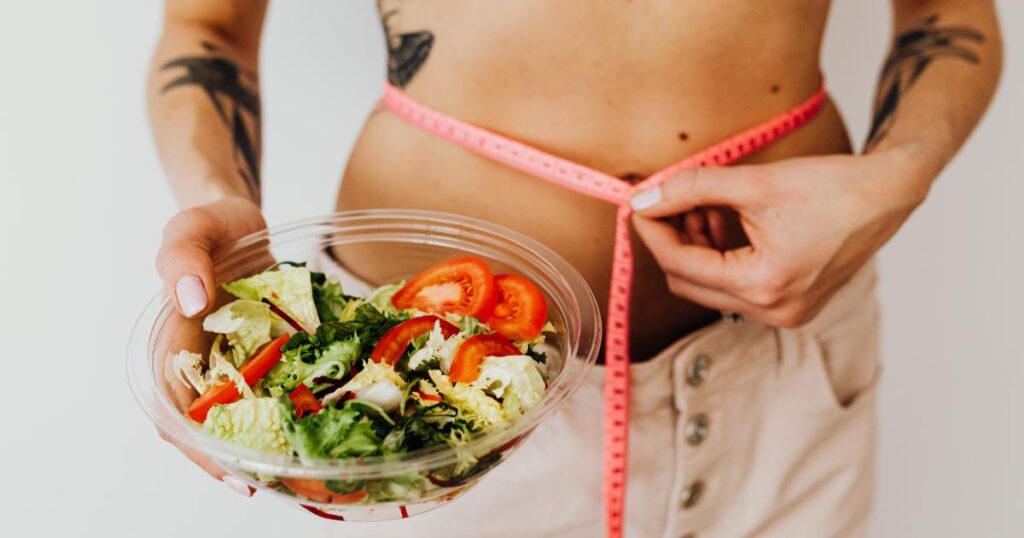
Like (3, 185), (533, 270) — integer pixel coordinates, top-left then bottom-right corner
(798, 291), (882, 413)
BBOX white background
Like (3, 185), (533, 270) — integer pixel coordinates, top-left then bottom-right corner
(1, 1), (1022, 536)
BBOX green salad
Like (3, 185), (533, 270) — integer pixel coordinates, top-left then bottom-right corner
(171, 257), (553, 504)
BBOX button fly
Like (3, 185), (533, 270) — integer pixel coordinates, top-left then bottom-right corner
(685, 413), (709, 445)
(686, 354), (711, 387)
(681, 479), (705, 509)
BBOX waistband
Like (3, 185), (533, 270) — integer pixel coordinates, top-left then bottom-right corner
(570, 258), (879, 412)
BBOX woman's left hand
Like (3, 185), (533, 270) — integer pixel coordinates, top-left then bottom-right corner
(631, 150), (926, 327)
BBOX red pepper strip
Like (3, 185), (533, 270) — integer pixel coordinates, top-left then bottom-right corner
(417, 391), (443, 402)
(289, 384), (323, 418)
(187, 333), (291, 422)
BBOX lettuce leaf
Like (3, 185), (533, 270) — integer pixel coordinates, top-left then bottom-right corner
(204, 398), (291, 455)
(406, 320), (463, 372)
(365, 282), (402, 314)
(173, 338), (255, 399)
(314, 303), (407, 346)
(513, 321), (556, 350)
(261, 334), (362, 394)
(223, 265), (321, 334)
(281, 401), (383, 461)
(310, 271), (353, 323)
(472, 355), (546, 419)
(429, 370), (505, 430)
(261, 303), (406, 395)
(322, 361), (406, 405)
(382, 402), (471, 453)
(202, 299), (290, 367)
(365, 474), (426, 503)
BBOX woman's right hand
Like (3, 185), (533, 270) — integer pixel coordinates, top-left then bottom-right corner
(156, 195), (267, 319)
(154, 194), (266, 496)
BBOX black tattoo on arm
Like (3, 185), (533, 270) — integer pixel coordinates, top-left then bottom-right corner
(161, 41), (261, 199)
(865, 15), (984, 150)
(378, 2), (434, 88)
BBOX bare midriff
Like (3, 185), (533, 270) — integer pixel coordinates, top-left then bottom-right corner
(336, 0), (852, 361)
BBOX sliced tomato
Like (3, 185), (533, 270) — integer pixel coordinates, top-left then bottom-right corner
(279, 477), (367, 504)
(289, 384), (322, 418)
(484, 274), (548, 340)
(450, 334), (521, 383)
(370, 315), (459, 365)
(187, 333), (291, 423)
(391, 257), (498, 317)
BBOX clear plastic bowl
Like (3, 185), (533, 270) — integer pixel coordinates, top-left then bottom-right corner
(127, 209), (601, 521)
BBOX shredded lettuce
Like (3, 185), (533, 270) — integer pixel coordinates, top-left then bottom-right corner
(351, 380), (404, 412)
(310, 271), (350, 323)
(366, 282), (402, 314)
(282, 401), (383, 461)
(323, 361), (406, 405)
(262, 335), (362, 393)
(472, 355), (546, 419)
(202, 299), (290, 367)
(514, 321), (557, 350)
(204, 398), (291, 455)
(171, 350), (207, 394)
(209, 336), (255, 399)
(365, 474), (426, 502)
(429, 370), (505, 429)
(222, 265), (321, 334)
(382, 402), (471, 453)
(458, 316), (490, 338)
(171, 338), (254, 399)
(173, 260), (556, 475)
(337, 298), (366, 323)
(316, 303), (408, 344)
(406, 320), (463, 372)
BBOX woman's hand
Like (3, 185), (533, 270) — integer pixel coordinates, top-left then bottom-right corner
(153, 194), (266, 495)
(631, 150), (926, 327)
(156, 195), (267, 318)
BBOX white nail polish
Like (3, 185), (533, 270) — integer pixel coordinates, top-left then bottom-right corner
(175, 275), (207, 317)
(223, 475), (253, 497)
(630, 186), (662, 211)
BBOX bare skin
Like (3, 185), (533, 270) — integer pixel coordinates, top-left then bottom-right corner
(340, 0), (850, 361)
(147, 0), (1001, 489)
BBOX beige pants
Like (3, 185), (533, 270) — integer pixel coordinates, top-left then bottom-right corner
(317, 254), (880, 538)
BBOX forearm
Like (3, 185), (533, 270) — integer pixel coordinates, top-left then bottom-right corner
(147, 5), (266, 209)
(865, 0), (1002, 198)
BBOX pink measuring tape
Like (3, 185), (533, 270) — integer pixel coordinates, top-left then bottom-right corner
(381, 82), (826, 537)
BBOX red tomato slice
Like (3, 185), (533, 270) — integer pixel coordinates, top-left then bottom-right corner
(289, 385), (322, 418)
(370, 315), (459, 365)
(484, 274), (548, 340)
(391, 257), (498, 318)
(279, 477), (367, 504)
(186, 333), (290, 423)
(450, 334), (521, 383)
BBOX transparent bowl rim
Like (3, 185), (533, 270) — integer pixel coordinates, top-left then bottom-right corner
(126, 209), (602, 480)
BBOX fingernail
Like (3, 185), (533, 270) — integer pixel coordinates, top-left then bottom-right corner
(223, 475), (254, 497)
(175, 275), (207, 317)
(630, 186), (662, 211)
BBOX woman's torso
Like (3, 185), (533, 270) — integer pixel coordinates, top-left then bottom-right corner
(337, 0), (852, 361)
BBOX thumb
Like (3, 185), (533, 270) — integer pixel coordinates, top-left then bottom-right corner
(630, 167), (759, 218)
(156, 209), (220, 318)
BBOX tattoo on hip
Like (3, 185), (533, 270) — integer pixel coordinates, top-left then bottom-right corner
(379, 1), (434, 88)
